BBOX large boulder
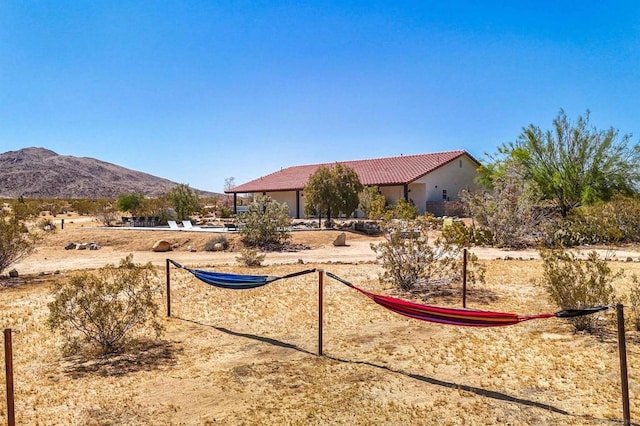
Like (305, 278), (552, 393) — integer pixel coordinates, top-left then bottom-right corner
(332, 232), (347, 246)
(152, 240), (172, 252)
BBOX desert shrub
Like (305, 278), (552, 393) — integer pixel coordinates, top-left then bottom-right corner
(218, 206), (232, 218)
(537, 248), (618, 333)
(236, 248), (265, 267)
(461, 162), (550, 248)
(630, 275), (640, 331)
(371, 217), (485, 292)
(392, 198), (419, 220)
(441, 220), (494, 247)
(47, 255), (163, 355)
(545, 196), (640, 247)
(205, 235), (229, 251)
(70, 198), (99, 216)
(0, 213), (38, 274)
(37, 217), (57, 232)
(359, 186), (387, 220)
(238, 195), (291, 248)
(95, 199), (120, 226)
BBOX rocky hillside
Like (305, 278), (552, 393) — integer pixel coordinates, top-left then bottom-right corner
(0, 147), (220, 198)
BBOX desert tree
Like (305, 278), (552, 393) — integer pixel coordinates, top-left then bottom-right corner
(165, 183), (202, 221)
(238, 195), (291, 248)
(116, 192), (146, 216)
(0, 211), (39, 274)
(359, 186), (387, 219)
(304, 163), (363, 227)
(462, 161), (548, 248)
(494, 109), (640, 217)
(47, 254), (163, 354)
(95, 198), (120, 226)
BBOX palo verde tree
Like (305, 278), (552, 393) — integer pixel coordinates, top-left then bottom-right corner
(304, 163), (364, 227)
(490, 109), (640, 217)
(165, 183), (201, 221)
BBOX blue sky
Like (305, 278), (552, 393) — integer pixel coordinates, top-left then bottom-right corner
(1, 1), (639, 193)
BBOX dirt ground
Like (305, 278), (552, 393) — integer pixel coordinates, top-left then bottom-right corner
(2, 216), (640, 425)
(11, 215), (640, 275)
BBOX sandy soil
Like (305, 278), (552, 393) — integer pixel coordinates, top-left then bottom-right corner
(2, 216), (640, 425)
(11, 217), (640, 275)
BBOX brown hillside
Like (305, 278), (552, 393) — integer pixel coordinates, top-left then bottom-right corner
(0, 147), (220, 198)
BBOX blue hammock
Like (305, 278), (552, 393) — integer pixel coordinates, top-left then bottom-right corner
(168, 260), (316, 290)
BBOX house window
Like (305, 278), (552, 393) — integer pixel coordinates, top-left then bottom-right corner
(442, 190), (447, 200)
(459, 159), (462, 168)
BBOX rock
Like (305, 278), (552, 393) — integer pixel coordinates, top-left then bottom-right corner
(333, 232), (347, 246)
(213, 242), (225, 251)
(8, 269), (18, 278)
(89, 243), (101, 250)
(152, 240), (172, 252)
(65, 242), (77, 250)
(187, 245), (197, 252)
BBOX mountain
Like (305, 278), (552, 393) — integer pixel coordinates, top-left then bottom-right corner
(0, 147), (220, 198)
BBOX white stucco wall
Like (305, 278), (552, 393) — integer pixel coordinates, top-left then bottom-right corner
(416, 156), (481, 203)
(245, 155), (480, 218)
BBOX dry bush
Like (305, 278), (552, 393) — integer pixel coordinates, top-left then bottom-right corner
(0, 213), (39, 274)
(47, 254), (164, 354)
(537, 248), (618, 333)
(630, 275), (640, 331)
(371, 217), (485, 292)
(205, 234), (229, 251)
(236, 248), (265, 267)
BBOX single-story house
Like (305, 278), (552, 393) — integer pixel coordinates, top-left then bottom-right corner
(225, 150), (482, 218)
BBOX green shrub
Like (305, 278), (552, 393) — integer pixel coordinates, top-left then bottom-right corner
(238, 195), (291, 249)
(218, 206), (232, 218)
(47, 255), (163, 355)
(236, 248), (265, 267)
(537, 248), (618, 333)
(545, 196), (640, 247)
(205, 235), (229, 251)
(393, 198), (419, 220)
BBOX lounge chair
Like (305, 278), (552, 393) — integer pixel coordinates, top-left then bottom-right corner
(167, 220), (180, 230)
(182, 220), (194, 229)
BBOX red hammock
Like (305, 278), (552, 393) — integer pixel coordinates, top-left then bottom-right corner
(325, 272), (608, 327)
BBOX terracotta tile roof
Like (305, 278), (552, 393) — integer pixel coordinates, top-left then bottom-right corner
(227, 150), (478, 193)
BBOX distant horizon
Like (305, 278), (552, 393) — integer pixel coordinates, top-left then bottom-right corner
(2, 2), (638, 193)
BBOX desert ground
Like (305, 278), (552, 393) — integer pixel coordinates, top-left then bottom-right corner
(1, 215), (640, 425)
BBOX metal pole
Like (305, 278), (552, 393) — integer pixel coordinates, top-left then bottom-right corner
(462, 248), (467, 308)
(4, 328), (15, 426)
(318, 270), (324, 356)
(616, 304), (631, 425)
(166, 259), (171, 317)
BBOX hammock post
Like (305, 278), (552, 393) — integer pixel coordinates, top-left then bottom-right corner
(4, 328), (15, 426)
(318, 269), (324, 357)
(166, 259), (171, 317)
(462, 248), (468, 308)
(616, 303), (631, 425)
